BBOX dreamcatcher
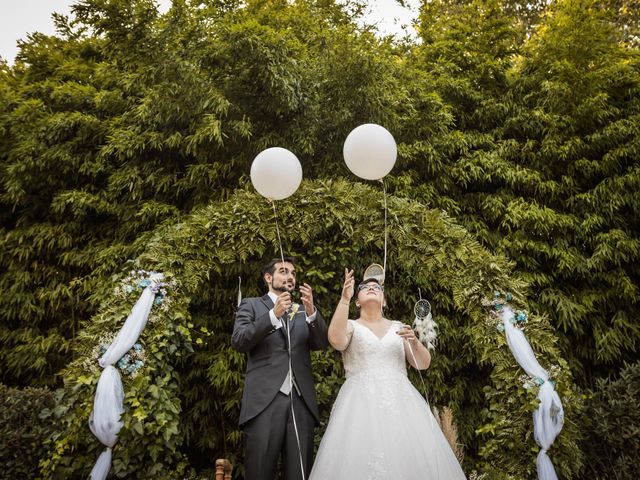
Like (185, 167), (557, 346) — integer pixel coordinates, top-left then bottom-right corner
(413, 289), (437, 350)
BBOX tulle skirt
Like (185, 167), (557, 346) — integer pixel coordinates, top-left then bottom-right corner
(309, 370), (466, 479)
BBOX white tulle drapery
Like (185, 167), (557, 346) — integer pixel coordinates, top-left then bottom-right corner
(89, 448), (112, 480)
(99, 272), (163, 367)
(89, 272), (164, 480)
(89, 366), (124, 446)
(501, 307), (564, 480)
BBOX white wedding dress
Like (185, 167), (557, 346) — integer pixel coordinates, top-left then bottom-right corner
(309, 320), (467, 480)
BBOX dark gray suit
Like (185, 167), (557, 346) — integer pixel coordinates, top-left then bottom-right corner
(232, 294), (328, 480)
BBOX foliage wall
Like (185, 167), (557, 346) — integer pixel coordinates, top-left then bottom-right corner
(42, 180), (581, 478)
(0, 0), (413, 387)
(0, 0), (638, 477)
(404, 0), (640, 384)
(580, 361), (640, 478)
(0, 384), (56, 478)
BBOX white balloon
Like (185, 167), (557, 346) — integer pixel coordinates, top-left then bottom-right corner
(343, 124), (397, 180)
(250, 147), (303, 200)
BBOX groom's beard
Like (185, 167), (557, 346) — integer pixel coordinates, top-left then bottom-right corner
(272, 281), (295, 294)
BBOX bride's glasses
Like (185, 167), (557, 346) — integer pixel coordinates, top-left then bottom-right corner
(357, 283), (383, 292)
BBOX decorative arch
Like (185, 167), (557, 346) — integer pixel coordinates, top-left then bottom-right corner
(42, 179), (582, 479)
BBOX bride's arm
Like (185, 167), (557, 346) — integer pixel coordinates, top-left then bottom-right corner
(328, 268), (355, 351)
(398, 325), (431, 370)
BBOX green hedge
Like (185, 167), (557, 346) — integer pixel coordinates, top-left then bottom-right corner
(0, 383), (56, 478)
(41, 180), (582, 478)
(581, 362), (640, 479)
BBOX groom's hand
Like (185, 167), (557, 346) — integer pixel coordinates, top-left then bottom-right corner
(300, 283), (316, 316)
(273, 292), (292, 318)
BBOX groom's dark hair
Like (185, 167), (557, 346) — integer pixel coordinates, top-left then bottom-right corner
(262, 257), (297, 278)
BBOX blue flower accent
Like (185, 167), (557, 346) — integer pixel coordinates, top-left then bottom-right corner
(138, 279), (152, 288)
(517, 311), (527, 322)
(127, 364), (136, 373)
(154, 296), (164, 305)
(494, 291), (501, 298)
(505, 293), (513, 301)
(535, 377), (545, 386)
(495, 304), (504, 312)
(124, 285), (134, 293)
(135, 360), (144, 368)
(497, 323), (505, 332)
(117, 358), (126, 369)
(133, 343), (142, 352)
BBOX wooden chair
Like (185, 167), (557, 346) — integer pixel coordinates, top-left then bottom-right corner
(215, 459), (233, 480)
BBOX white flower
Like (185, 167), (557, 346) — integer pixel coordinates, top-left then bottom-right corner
(288, 303), (300, 321)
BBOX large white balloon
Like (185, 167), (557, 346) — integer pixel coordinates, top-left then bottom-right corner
(250, 147), (303, 200)
(343, 124), (397, 180)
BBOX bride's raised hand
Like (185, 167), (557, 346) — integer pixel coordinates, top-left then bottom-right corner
(341, 268), (355, 304)
(331, 269), (355, 350)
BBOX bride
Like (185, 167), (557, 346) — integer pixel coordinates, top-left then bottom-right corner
(309, 268), (467, 479)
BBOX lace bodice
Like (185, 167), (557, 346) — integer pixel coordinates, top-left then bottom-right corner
(342, 320), (407, 379)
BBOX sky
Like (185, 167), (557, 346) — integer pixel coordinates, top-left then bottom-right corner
(0, 0), (419, 65)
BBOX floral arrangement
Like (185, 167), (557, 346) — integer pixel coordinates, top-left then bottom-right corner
(82, 269), (177, 377)
(484, 290), (563, 389)
(114, 269), (177, 316)
(86, 335), (146, 378)
(519, 364), (561, 389)
(112, 342), (144, 377)
(482, 291), (528, 332)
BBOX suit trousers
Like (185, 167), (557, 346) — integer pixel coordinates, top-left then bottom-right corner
(243, 390), (315, 480)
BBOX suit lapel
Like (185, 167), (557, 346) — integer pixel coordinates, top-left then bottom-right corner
(260, 294), (274, 311)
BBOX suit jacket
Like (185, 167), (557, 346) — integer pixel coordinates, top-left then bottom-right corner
(232, 294), (329, 426)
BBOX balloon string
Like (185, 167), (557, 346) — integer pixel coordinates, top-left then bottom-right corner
(406, 342), (442, 477)
(378, 178), (388, 319)
(407, 344), (436, 430)
(407, 343), (429, 406)
(284, 317), (306, 479)
(382, 178), (388, 283)
(271, 200), (285, 265)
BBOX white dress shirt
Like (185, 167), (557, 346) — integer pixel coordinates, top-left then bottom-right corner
(267, 291), (317, 329)
(267, 290), (316, 395)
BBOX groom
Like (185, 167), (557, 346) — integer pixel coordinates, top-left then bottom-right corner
(232, 257), (328, 480)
